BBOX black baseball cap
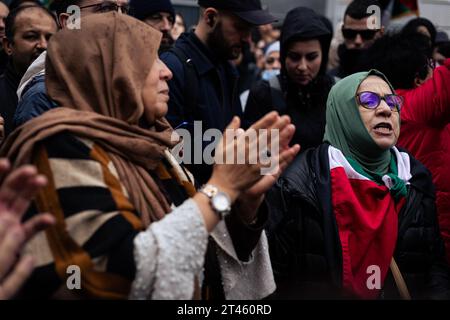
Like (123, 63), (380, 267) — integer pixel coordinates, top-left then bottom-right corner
(198, 0), (277, 25)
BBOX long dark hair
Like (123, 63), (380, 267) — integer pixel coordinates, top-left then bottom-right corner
(279, 7), (334, 108)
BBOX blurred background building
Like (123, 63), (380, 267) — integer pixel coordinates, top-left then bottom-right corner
(3, 0), (447, 36)
(172, 0), (450, 37)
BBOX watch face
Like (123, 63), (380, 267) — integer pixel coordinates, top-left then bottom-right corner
(212, 192), (230, 212)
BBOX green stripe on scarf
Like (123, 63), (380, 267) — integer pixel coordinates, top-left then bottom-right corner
(347, 155), (408, 200)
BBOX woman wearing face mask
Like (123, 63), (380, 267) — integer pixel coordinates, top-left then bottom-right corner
(266, 70), (450, 299)
(0, 12), (299, 299)
(261, 41), (281, 81)
(240, 41), (280, 109)
(243, 7), (334, 151)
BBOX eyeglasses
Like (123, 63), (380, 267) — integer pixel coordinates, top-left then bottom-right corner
(356, 91), (403, 112)
(79, 2), (130, 14)
(342, 28), (380, 41)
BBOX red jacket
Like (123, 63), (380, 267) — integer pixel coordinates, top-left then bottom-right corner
(397, 58), (450, 261)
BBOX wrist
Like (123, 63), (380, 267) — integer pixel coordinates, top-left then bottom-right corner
(198, 184), (232, 220)
(206, 177), (239, 203)
(236, 194), (264, 224)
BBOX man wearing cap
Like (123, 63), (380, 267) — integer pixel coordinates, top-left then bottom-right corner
(130, 0), (175, 51)
(161, 0), (276, 184)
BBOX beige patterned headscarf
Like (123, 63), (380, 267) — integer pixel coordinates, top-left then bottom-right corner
(1, 12), (179, 225)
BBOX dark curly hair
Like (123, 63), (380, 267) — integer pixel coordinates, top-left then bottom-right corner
(360, 32), (432, 89)
(402, 17), (436, 46)
(344, 0), (381, 20)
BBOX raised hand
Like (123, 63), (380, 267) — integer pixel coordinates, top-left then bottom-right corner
(0, 159), (55, 300)
(209, 112), (300, 221)
(235, 114), (300, 222)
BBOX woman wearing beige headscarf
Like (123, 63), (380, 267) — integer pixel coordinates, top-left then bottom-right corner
(0, 12), (299, 299)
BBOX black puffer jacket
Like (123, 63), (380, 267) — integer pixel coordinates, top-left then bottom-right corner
(243, 7), (334, 150)
(266, 144), (450, 299)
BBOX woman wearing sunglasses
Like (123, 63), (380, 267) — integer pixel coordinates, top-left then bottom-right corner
(243, 7), (334, 151)
(265, 69), (450, 299)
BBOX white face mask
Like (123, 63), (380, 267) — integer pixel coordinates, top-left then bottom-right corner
(261, 69), (280, 81)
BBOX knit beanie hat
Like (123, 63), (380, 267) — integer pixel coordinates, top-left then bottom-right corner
(130, 0), (175, 22)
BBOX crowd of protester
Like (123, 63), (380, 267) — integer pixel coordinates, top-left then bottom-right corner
(0, 0), (449, 300)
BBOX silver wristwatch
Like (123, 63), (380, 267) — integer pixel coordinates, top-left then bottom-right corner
(199, 184), (231, 219)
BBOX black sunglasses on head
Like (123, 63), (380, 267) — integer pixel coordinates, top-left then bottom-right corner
(342, 28), (379, 41)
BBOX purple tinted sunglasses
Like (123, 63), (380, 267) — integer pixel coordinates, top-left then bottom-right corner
(356, 91), (403, 112)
